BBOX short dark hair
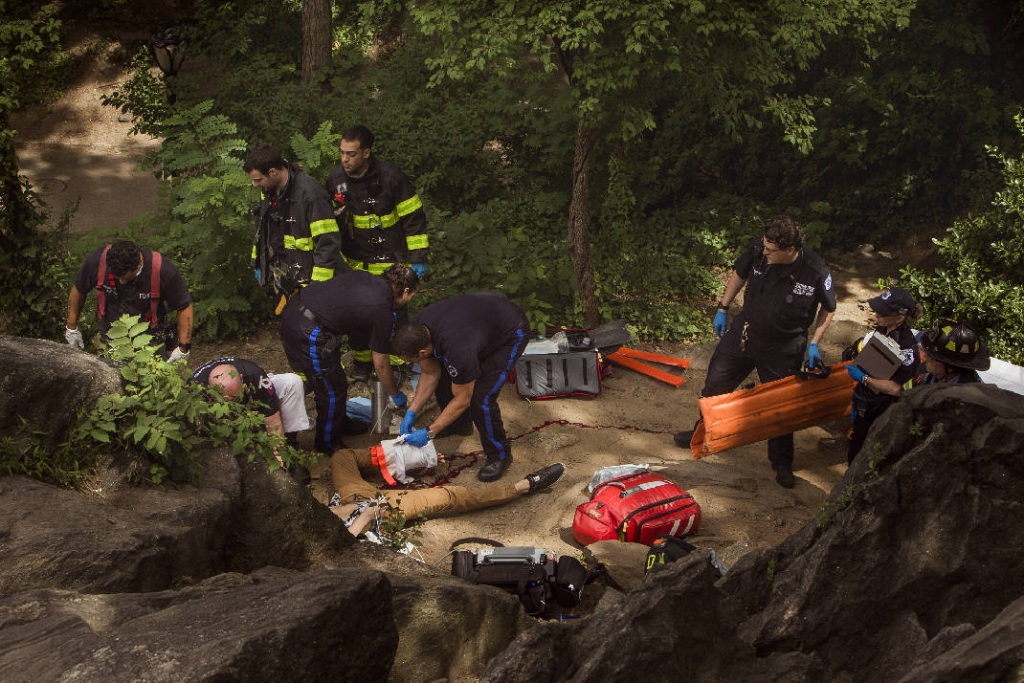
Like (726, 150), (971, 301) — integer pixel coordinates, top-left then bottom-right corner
(381, 264), (420, 299)
(764, 216), (804, 251)
(392, 323), (430, 358)
(243, 145), (286, 175)
(107, 241), (142, 277)
(341, 125), (374, 150)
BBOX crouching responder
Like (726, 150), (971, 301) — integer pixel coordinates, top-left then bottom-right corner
(391, 292), (530, 482)
(192, 357), (312, 483)
(278, 264), (419, 454)
(65, 240), (194, 361)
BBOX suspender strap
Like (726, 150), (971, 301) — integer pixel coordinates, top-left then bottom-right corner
(95, 244), (112, 320)
(146, 251), (162, 328)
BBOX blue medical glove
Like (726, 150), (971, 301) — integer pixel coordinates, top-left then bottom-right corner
(807, 343), (822, 369)
(713, 310), (728, 337)
(406, 428), (430, 448)
(846, 365), (866, 383)
(400, 409), (417, 434)
(411, 263), (427, 279)
(389, 392), (408, 410)
(254, 268), (262, 283)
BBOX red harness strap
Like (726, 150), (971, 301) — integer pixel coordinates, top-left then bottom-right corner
(95, 246), (162, 328)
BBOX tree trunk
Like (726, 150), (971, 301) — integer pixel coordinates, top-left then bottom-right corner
(568, 121), (601, 327)
(301, 0), (332, 85)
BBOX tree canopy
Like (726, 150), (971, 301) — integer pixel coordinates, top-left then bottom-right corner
(3, 0), (1024, 352)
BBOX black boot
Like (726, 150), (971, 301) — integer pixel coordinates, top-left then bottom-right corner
(477, 454), (513, 482)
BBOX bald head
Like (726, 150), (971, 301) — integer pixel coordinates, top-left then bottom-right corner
(208, 364), (243, 399)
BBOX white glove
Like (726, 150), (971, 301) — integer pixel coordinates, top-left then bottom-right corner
(167, 346), (191, 363)
(65, 327), (84, 349)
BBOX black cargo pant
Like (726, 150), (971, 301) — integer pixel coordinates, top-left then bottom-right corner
(434, 322), (530, 463)
(279, 302), (347, 454)
(700, 319), (806, 469)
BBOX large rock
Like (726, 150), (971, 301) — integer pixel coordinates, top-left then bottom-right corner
(0, 567), (398, 682)
(0, 336), (121, 449)
(481, 383), (1024, 681)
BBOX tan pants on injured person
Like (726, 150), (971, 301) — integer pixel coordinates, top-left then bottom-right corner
(330, 448), (520, 520)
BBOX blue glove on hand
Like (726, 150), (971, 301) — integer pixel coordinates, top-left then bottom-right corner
(406, 427), (430, 448)
(411, 263), (427, 279)
(254, 268), (262, 283)
(807, 343), (822, 369)
(713, 310), (728, 337)
(846, 365), (866, 383)
(400, 409), (417, 434)
(389, 392), (408, 410)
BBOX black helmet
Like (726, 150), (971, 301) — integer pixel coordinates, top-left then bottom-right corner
(920, 319), (991, 371)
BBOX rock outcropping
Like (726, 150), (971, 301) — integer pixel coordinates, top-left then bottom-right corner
(2, 336), (1023, 681)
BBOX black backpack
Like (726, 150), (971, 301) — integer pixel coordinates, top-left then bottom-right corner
(450, 538), (588, 617)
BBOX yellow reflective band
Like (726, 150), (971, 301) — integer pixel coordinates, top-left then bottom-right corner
(311, 266), (334, 281)
(353, 211), (399, 229)
(406, 234), (429, 250)
(344, 256), (395, 274)
(396, 195), (422, 217)
(310, 218), (338, 237)
(351, 349), (373, 362)
(283, 235), (314, 251)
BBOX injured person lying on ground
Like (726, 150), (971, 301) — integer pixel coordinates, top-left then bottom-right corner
(328, 446), (565, 538)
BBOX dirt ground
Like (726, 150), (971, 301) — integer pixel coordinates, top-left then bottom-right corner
(13, 32), (941, 570)
(187, 249), (914, 570)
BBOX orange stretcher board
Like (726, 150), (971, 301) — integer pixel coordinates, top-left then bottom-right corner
(613, 347), (692, 369)
(689, 361), (856, 458)
(605, 351), (687, 387)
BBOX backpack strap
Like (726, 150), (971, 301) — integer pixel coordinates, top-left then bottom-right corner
(449, 537), (505, 551)
(95, 244), (113, 320)
(144, 251), (162, 328)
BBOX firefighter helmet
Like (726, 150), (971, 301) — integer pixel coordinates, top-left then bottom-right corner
(920, 319), (991, 371)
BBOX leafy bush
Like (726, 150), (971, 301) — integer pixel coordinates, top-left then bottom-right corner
(901, 116), (1024, 365)
(69, 315), (305, 485)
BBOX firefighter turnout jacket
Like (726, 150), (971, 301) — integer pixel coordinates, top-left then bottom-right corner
(251, 162), (343, 291)
(324, 157), (428, 274)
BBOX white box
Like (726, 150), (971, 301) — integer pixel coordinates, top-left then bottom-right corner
(855, 331), (904, 380)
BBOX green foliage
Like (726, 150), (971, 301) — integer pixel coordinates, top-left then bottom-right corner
(116, 101), (272, 340)
(419, 198), (578, 332)
(0, 419), (94, 490)
(766, 556), (778, 583)
(866, 442), (886, 478)
(901, 117), (1024, 365)
(817, 484), (857, 532)
(68, 315), (304, 485)
(0, 204), (78, 339)
(371, 492), (425, 552)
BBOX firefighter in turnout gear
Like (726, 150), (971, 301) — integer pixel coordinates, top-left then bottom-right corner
(245, 145), (344, 314)
(324, 125), (429, 380)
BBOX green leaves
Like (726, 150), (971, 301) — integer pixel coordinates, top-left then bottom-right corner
(57, 314), (304, 485)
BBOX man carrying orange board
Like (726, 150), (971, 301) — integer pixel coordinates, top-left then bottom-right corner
(688, 361), (855, 459)
(673, 217), (836, 488)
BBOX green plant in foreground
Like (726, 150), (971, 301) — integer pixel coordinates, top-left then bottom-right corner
(817, 484), (857, 533)
(371, 492), (425, 552)
(766, 557), (778, 583)
(70, 314), (304, 485)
